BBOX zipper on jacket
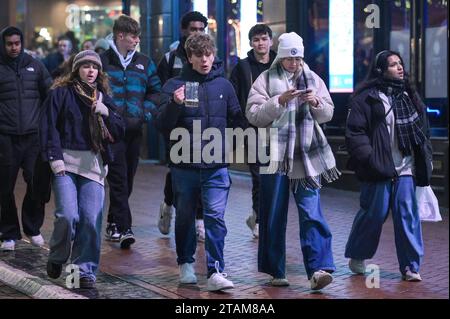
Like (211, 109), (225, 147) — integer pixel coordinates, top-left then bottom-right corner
(123, 66), (129, 118)
(203, 82), (209, 128)
(382, 119), (399, 180)
(16, 71), (23, 134)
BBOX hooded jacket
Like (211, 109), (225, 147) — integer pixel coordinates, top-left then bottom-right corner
(155, 60), (246, 169)
(100, 45), (161, 131)
(229, 49), (277, 116)
(0, 26), (52, 135)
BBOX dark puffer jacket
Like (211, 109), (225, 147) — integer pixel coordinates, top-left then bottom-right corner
(39, 85), (125, 165)
(345, 87), (433, 186)
(0, 27), (52, 135)
(100, 47), (161, 131)
(155, 61), (247, 169)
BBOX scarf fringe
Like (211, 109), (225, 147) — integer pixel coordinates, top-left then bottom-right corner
(290, 167), (341, 192)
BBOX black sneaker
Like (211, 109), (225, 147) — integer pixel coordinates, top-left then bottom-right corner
(79, 276), (96, 289)
(119, 228), (135, 249)
(105, 223), (121, 242)
(47, 261), (62, 279)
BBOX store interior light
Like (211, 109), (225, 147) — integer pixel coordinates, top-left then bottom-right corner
(85, 13), (92, 22)
(39, 28), (51, 41)
(193, 0), (208, 25)
(240, 0), (257, 58)
(427, 107), (441, 116)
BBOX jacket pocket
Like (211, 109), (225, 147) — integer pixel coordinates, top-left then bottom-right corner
(367, 129), (395, 180)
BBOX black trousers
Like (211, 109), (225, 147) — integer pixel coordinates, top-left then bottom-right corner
(107, 129), (142, 232)
(0, 133), (45, 240)
(248, 163), (260, 222)
(164, 171), (203, 219)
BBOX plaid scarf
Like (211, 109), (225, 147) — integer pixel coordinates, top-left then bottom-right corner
(377, 79), (426, 156)
(266, 62), (340, 190)
(73, 79), (114, 153)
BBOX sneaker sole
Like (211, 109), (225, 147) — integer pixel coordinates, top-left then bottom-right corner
(157, 224), (170, 235)
(105, 236), (121, 242)
(120, 237), (136, 249)
(180, 278), (198, 284)
(207, 285), (234, 292)
(270, 281), (290, 287)
(402, 276), (422, 282)
(311, 274), (333, 290)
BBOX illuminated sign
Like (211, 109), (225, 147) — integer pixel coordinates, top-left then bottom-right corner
(240, 0), (257, 58)
(329, 0), (354, 93)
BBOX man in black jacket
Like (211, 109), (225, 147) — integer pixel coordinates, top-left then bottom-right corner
(0, 26), (52, 251)
(229, 24), (276, 238)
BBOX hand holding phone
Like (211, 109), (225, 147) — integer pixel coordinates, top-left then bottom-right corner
(298, 89), (313, 95)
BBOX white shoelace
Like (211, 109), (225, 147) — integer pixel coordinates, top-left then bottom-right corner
(214, 261), (228, 278)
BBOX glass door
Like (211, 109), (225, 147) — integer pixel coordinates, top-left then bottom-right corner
(422, 0), (448, 136)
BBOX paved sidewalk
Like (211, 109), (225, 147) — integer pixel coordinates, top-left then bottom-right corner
(1, 163), (448, 299)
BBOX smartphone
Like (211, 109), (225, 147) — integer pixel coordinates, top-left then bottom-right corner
(298, 89), (313, 95)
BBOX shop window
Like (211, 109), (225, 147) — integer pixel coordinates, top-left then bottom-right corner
(191, 0), (285, 76)
(424, 0), (448, 136)
(28, 0), (140, 56)
(388, 0), (411, 73)
(354, 1), (375, 87)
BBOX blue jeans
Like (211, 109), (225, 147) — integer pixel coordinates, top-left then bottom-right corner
(259, 173), (335, 279)
(345, 176), (423, 274)
(49, 173), (104, 280)
(171, 167), (231, 277)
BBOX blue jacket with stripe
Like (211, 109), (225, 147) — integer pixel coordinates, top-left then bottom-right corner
(100, 48), (161, 131)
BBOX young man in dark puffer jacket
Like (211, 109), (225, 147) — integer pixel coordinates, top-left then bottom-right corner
(0, 26), (52, 251)
(155, 33), (246, 292)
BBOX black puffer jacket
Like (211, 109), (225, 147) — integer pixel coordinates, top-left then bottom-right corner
(0, 27), (52, 135)
(346, 87), (433, 186)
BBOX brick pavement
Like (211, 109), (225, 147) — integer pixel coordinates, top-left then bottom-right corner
(2, 163), (449, 299)
(0, 282), (30, 299)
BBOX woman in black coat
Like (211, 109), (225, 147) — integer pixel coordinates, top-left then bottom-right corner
(345, 50), (432, 282)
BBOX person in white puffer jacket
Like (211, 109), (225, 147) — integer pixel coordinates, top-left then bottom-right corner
(246, 32), (340, 291)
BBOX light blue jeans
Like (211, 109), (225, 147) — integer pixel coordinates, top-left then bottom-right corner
(48, 173), (104, 280)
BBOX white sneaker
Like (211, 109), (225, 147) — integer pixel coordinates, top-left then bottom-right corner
(28, 234), (45, 247)
(310, 270), (333, 290)
(158, 201), (173, 235)
(270, 277), (289, 286)
(196, 219), (205, 242)
(0, 240), (15, 251)
(402, 270), (422, 282)
(179, 263), (197, 284)
(246, 210), (258, 238)
(253, 223), (259, 239)
(207, 262), (234, 291)
(349, 259), (366, 274)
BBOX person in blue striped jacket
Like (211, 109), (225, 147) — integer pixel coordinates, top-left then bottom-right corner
(100, 15), (161, 249)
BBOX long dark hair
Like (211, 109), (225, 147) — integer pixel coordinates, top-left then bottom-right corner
(352, 50), (421, 107)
